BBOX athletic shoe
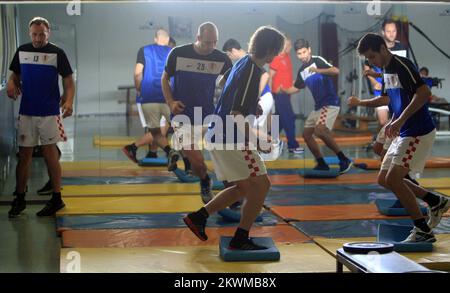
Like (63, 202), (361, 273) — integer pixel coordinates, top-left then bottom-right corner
(427, 196), (450, 229)
(200, 180), (214, 204)
(36, 200), (66, 217)
(122, 144), (138, 163)
(167, 149), (180, 171)
(8, 194), (26, 218)
(288, 147), (304, 154)
(339, 158), (353, 174)
(183, 212), (208, 241)
(401, 227), (436, 243)
(229, 237), (268, 250)
(37, 180), (53, 196)
(313, 164), (330, 171)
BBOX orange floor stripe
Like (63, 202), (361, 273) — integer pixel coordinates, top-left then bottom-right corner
(353, 157), (450, 170)
(269, 172), (378, 186)
(270, 204), (406, 221)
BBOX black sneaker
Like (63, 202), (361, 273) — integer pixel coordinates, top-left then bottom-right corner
(200, 180), (214, 204)
(313, 164), (330, 171)
(183, 212), (208, 241)
(36, 200), (66, 217)
(37, 180), (53, 196)
(8, 194), (26, 218)
(428, 196), (450, 229)
(229, 237), (268, 250)
(339, 158), (353, 174)
(167, 149), (180, 171)
(122, 144), (138, 163)
(145, 151), (158, 159)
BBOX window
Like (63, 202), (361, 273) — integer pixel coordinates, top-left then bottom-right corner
(0, 4), (18, 90)
(0, 5), (5, 89)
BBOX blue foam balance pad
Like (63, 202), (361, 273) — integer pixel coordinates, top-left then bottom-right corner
(173, 168), (199, 183)
(212, 181), (225, 190)
(217, 208), (263, 223)
(138, 157), (168, 167)
(210, 174), (225, 190)
(174, 169), (225, 189)
(300, 168), (340, 178)
(377, 224), (433, 252)
(219, 237), (280, 262)
(375, 198), (428, 216)
(325, 156), (368, 170)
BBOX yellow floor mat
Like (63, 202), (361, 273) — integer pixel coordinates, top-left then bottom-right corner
(60, 243), (335, 273)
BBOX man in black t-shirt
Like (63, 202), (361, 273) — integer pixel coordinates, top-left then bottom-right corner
(7, 17), (75, 218)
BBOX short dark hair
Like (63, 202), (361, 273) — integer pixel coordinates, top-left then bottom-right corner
(248, 26), (285, 60)
(357, 33), (387, 54)
(222, 38), (241, 52)
(29, 17), (50, 30)
(419, 67), (429, 75)
(382, 19), (397, 31)
(155, 28), (169, 39)
(294, 39), (310, 51)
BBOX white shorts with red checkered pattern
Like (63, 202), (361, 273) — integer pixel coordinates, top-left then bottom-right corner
(17, 115), (67, 147)
(209, 149), (267, 183)
(375, 124), (393, 150)
(304, 105), (340, 130)
(381, 129), (436, 174)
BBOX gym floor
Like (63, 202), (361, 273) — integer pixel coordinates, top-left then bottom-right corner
(1, 115), (449, 273)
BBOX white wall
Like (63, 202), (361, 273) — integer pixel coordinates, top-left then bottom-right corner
(15, 2), (450, 116)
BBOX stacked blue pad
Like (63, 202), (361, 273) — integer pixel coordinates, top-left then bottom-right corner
(138, 157), (168, 167)
(219, 237), (280, 262)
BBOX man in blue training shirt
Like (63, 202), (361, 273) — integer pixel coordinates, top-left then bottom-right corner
(350, 33), (450, 243)
(222, 38), (277, 149)
(122, 28), (178, 165)
(183, 26), (285, 250)
(364, 19), (410, 156)
(279, 39), (353, 174)
(7, 17), (75, 217)
(162, 22), (232, 204)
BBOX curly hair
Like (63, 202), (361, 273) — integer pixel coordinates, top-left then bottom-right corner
(248, 26), (285, 59)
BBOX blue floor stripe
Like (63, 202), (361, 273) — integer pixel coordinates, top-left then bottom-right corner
(267, 167), (370, 175)
(265, 191), (395, 206)
(291, 218), (450, 238)
(57, 212), (279, 230)
(291, 219), (415, 238)
(62, 176), (178, 185)
(269, 184), (384, 192)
